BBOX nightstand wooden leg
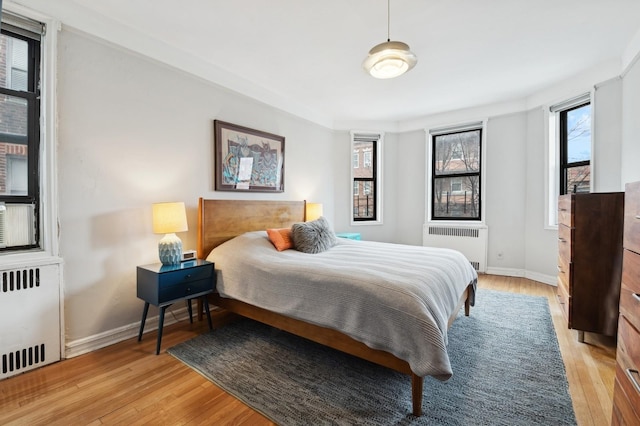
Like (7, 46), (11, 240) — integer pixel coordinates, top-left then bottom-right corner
(187, 299), (193, 324)
(203, 297), (213, 330)
(197, 298), (203, 321)
(138, 302), (150, 342)
(156, 306), (167, 355)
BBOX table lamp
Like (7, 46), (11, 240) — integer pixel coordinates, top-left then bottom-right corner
(305, 203), (323, 222)
(152, 201), (188, 265)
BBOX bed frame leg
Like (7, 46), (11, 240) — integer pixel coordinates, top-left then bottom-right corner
(411, 374), (423, 417)
(465, 296), (471, 316)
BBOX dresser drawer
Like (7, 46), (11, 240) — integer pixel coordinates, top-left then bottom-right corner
(612, 377), (640, 425)
(625, 181), (640, 255)
(557, 255), (572, 293)
(557, 224), (573, 262)
(621, 251), (640, 329)
(558, 195), (573, 227)
(557, 277), (571, 325)
(616, 316), (640, 417)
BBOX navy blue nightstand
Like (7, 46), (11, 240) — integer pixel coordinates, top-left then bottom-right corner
(137, 259), (215, 354)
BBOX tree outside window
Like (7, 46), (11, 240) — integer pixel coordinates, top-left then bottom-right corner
(432, 129), (481, 220)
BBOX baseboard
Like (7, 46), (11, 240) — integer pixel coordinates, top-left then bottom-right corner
(64, 306), (191, 358)
(484, 267), (557, 286)
(485, 267), (525, 277)
(524, 271), (557, 286)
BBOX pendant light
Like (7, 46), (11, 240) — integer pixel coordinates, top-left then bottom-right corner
(363, 0), (417, 79)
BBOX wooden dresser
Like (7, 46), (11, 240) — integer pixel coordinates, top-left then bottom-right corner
(611, 181), (640, 425)
(557, 192), (624, 342)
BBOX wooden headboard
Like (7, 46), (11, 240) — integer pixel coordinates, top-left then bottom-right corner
(197, 198), (306, 259)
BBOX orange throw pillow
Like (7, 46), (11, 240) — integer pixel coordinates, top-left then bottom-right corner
(266, 228), (294, 251)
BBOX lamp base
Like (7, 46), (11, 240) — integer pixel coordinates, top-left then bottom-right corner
(158, 233), (183, 265)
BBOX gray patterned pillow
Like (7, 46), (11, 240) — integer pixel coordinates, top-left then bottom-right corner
(291, 216), (337, 254)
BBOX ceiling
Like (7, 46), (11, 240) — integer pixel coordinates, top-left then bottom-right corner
(11, 0), (640, 129)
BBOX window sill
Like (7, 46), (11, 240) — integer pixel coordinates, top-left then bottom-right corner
(0, 250), (63, 269)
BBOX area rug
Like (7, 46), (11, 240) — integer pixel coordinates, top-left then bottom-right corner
(168, 289), (576, 425)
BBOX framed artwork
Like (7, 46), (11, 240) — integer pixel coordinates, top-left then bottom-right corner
(214, 120), (285, 192)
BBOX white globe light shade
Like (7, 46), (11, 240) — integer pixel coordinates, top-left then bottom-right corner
(363, 41), (418, 79)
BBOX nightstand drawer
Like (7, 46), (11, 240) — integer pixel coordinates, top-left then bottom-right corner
(137, 260), (215, 306)
(159, 278), (213, 304)
(158, 264), (213, 287)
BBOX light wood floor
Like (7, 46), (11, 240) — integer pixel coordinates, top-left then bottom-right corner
(0, 275), (616, 425)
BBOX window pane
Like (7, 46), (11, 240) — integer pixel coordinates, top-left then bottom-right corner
(0, 94), (29, 196)
(565, 165), (590, 194)
(565, 104), (591, 164)
(353, 181), (375, 219)
(353, 141), (373, 178)
(0, 34), (29, 90)
(434, 130), (480, 176)
(433, 176), (479, 219)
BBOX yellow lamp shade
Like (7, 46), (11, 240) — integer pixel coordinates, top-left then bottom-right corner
(305, 203), (323, 222)
(152, 202), (188, 234)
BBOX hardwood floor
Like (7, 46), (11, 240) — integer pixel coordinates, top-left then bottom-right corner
(0, 275), (616, 425)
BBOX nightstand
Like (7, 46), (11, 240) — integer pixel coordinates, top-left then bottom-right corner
(336, 232), (361, 240)
(137, 259), (215, 354)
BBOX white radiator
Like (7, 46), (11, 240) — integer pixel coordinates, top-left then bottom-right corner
(0, 262), (61, 379)
(423, 224), (488, 272)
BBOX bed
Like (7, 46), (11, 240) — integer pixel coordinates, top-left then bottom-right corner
(197, 199), (477, 416)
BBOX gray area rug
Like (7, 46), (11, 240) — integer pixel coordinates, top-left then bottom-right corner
(168, 289), (576, 425)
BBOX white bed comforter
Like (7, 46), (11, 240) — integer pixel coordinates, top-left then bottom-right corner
(207, 231), (477, 379)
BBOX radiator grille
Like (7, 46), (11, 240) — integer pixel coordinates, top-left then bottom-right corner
(2, 268), (40, 292)
(428, 226), (480, 238)
(0, 263), (61, 379)
(2, 344), (46, 374)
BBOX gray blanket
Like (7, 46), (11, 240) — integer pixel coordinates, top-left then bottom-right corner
(207, 231), (478, 379)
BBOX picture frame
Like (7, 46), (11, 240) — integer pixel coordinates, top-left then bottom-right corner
(214, 120), (285, 192)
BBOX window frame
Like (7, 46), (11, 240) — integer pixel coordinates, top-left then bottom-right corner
(428, 124), (484, 222)
(0, 6), (59, 259)
(350, 131), (383, 225)
(545, 92), (593, 228)
(0, 22), (41, 251)
(559, 101), (591, 195)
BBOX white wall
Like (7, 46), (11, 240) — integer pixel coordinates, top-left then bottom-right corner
(622, 56), (640, 186)
(57, 28), (335, 349)
(593, 77), (623, 192)
(485, 113), (527, 272)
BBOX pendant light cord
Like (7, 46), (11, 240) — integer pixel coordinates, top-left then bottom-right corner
(387, 0), (391, 42)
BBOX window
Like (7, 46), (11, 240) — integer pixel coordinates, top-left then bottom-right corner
(546, 93), (592, 227)
(430, 124), (482, 220)
(363, 150), (372, 168)
(351, 132), (382, 223)
(560, 102), (591, 194)
(352, 151), (359, 168)
(451, 178), (462, 193)
(0, 12), (44, 251)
